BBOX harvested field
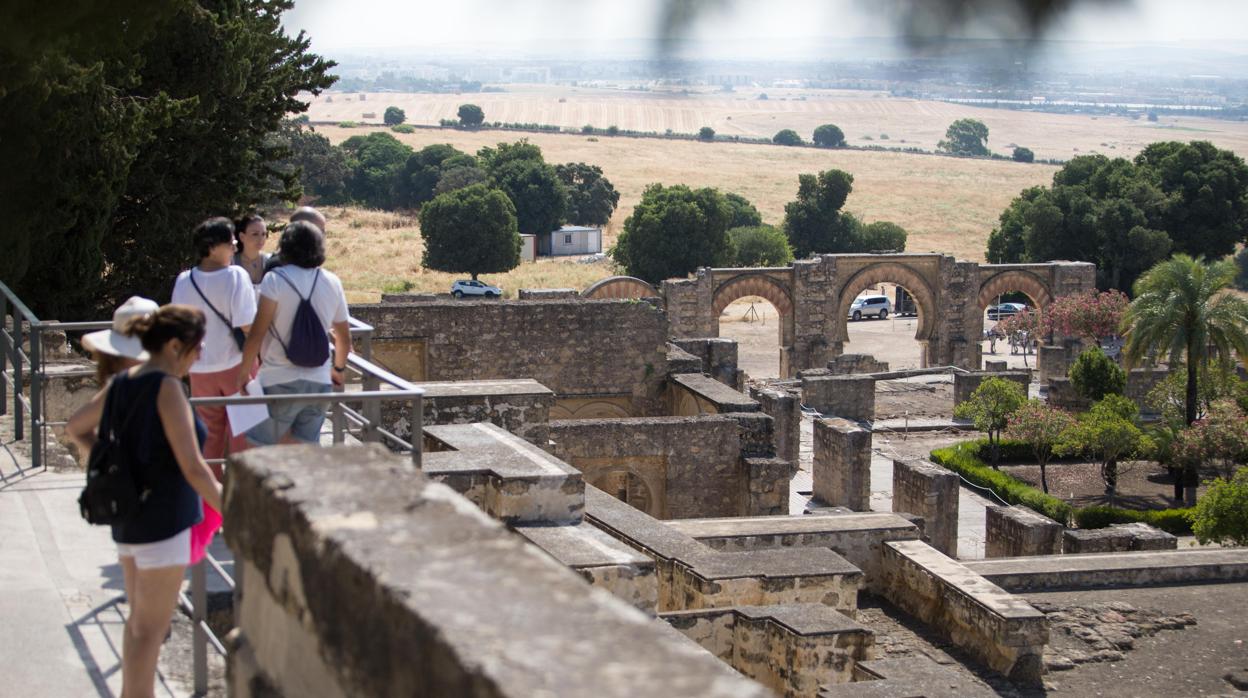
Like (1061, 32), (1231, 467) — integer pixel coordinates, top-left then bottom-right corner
(318, 124), (1056, 262)
(307, 85), (1248, 162)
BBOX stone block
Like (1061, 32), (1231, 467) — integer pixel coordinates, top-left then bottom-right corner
(1126, 367), (1169, 414)
(665, 604), (873, 696)
(744, 456), (796, 516)
(516, 523), (658, 614)
(666, 343), (704, 376)
(813, 418), (872, 511)
(1063, 523), (1178, 554)
(965, 547), (1248, 592)
(984, 359), (1009, 372)
(985, 506), (1062, 558)
(953, 370), (1030, 407)
(827, 353), (889, 375)
(1046, 377), (1089, 412)
(891, 459), (959, 558)
(801, 373), (875, 421)
(750, 386), (800, 466)
(668, 372), (759, 416)
(375, 378), (554, 446)
(671, 337), (743, 389)
(222, 443), (772, 698)
(880, 540), (1048, 686)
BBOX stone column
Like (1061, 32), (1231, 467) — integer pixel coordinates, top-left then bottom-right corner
(891, 459), (959, 557)
(813, 418), (872, 511)
(749, 386), (800, 466)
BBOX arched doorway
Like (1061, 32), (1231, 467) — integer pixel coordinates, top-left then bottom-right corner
(976, 271), (1054, 369)
(712, 274), (795, 379)
(582, 276), (658, 300)
(832, 263), (937, 370)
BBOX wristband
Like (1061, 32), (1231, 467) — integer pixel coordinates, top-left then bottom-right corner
(333, 365), (346, 372)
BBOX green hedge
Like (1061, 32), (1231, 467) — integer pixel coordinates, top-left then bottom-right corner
(1073, 506), (1194, 535)
(930, 440), (1194, 534)
(930, 442), (1074, 524)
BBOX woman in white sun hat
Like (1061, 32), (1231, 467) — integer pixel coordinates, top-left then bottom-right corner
(81, 296), (160, 386)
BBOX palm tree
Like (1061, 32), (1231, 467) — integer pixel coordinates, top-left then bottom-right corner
(1122, 254), (1248, 502)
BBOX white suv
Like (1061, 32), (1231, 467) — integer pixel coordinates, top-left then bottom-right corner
(849, 295), (892, 321)
(451, 280), (502, 298)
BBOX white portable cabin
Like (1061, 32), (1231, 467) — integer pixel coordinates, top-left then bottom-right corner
(538, 225), (602, 257)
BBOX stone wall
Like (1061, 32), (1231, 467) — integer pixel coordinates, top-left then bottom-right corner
(1126, 367), (1169, 414)
(800, 372), (875, 421)
(546, 417), (745, 519)
(517, 288), (579, 299)
(663, 272), (717, 339)
(351, 299), (670, 416)
(1038, 340), (1083, 386)
(1063, 523), (1178, 554)
(813, 418), (871, 511)
(222, 444), (772, 698)
(665, 605), (873, 697)
(671, 338), (744, 389)
(668, 373), (758, 416)
(985, 506), (1063, 558)
(953, 370), (1031, 406)
(376, 379), (554, 446)
(880, 540), (1048, 685)
(750, 386), (801, 466)
(1046, 377), (1089, 412)
(891, 459), (959, 557)
(826, 354), (889, 375)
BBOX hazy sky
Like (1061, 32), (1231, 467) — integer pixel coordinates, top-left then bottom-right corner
(282, 0), (1248, 54)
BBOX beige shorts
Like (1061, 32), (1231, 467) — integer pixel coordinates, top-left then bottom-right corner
(116, 528), (191, 570)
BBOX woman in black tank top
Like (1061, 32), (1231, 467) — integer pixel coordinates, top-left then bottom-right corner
(68, 305), (223, 698)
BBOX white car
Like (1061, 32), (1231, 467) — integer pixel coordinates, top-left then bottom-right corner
(451, 280), (501, 298)
(849, 295), (892, 321)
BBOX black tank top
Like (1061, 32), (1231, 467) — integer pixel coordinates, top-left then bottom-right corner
(108, 370), (206, 544)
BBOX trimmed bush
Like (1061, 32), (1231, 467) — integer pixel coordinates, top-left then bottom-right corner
(1073, 505), (1194, 535)
(930, 442), (1073, 524)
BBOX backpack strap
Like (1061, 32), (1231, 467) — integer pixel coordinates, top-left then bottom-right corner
(189, 268), (235, 333)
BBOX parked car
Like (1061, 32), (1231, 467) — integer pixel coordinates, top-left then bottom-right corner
(451, 280), (502, 298)
(849, 295), (892, 321)
(986, 302), (1028, 321)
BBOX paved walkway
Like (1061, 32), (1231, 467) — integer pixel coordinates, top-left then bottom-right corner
(790, 414), (994, 560)
(0, 415), (215, 697)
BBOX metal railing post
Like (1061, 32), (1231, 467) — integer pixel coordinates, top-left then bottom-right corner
(12, 317), (22, 440)
(191, 561), (208, 696)
(409, 393), (422, 468)
(332, 402), (345, 444)
(1, 295), (8, 416)
(29, 328), (41, 469)
(362, 371), (381, 442)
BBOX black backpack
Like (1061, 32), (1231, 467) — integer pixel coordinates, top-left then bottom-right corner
(270, 269), (331, 368)
(79, 378), (151, 525)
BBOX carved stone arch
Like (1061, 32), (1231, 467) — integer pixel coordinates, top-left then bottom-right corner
(712, 274), (794, 318)
(977, 270), (1054, 310)
(582, 276), (658, 300)
(832, 262), (938, 343)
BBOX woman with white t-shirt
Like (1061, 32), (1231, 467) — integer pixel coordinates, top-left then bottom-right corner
(236, 220), (351, 446)
(171, 217), (257, 468)
(233, 213), (272, 294)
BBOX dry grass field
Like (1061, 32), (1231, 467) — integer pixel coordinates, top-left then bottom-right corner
(307, 85), (1248, 162)
(318, 123), (1056, 265)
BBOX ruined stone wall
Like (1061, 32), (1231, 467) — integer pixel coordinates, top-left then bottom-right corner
(670, 338), (743, 389)
(800, 372), (875, 421)
(985, 506), (1063, 558)
(1126, 367), (1169, 414)
(790, 258), (834, 374)
(1046, 377), (1089, 412)
(826, 354), (889, 375)
(376, 380), (553, 446)
(546, 417), (745, 519)
(222, 444), (771, 698)
(351, 299), (669, 416)
(662, 271), (716, 339)
(668, 373), (758, 416)
(891, 459), (959, 557)
(1063, 523), (1178, 554)
(749, 386), (800, 466)
(953, 370), (1032, 407)
(813, 418), (872, 511)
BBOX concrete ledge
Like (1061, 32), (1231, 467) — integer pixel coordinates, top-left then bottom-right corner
(665, 604), (873, 696)
(222, 444), (772, 698)
(422, 422), (584, 525)
(517, 523), (659, 614)
(881, 540), (1048, 685)
(586, 486), (864, 613)
(667, 513), (920, 590)
(963, 548), (1248, 592)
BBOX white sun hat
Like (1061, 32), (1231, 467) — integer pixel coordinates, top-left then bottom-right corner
(82, 296), (160, 360)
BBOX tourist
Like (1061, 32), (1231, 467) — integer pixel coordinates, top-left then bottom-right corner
(171, 217), (257, 469)
(233, 214), (271, 293)
(80, 296), (159, 386)
(67, 305), (223, 698)
(237, 219), (351, 446)
(263, 206), (327, 274)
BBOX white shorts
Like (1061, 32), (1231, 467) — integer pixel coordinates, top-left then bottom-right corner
(116, 528), (191, 570)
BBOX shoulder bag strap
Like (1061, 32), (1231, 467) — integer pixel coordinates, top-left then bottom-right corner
(266, 270), (305, 354)
(189, 269), (234, 331)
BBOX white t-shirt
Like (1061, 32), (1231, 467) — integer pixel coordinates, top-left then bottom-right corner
(256, 266), (349, 387)
(171, 266), (257, 373)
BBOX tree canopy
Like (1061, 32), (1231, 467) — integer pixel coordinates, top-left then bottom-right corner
(698, 126), (715, 141)
(954, 376), (1026, 466)
(773, 129), (803, 146)
(383, 106), (406, 125)
(724, 192), (763, 229)
(555, 162), (619, 227)
(479, 141), (567, 235)
(782, 170), (858, 257)
(398, 143), (475, 208)
(858, 221), (908, 253)
(986, 142), (1248, 292)
(938, 118), (989, 156)
(812, 124), (846, 148)
(340, 132), (413, 209)
(458, 103), (485, 128)
(612, 184), (733, 283)
(420, 183), (520, 280)
(1012, 146), (1035, 163)
(728, 225), (793, 267)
